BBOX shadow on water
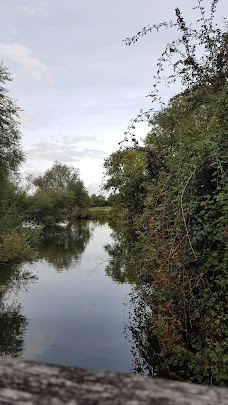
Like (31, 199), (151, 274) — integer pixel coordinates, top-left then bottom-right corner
(0, 264), (37, 357)
(38, 221), (92, 271)
(104, 231), (140, 285)
(104, 231), (228, 384)
(125, 288), (174, 378)
(104, 232), (191, 379)
(103, 232), (155, 375)
(103, 231), (159, 375)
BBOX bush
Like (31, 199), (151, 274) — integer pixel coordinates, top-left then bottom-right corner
(0, 230), (39, 264)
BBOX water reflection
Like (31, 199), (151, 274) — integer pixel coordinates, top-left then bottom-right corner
(0, 264), (36, 357)
(0, 222), (135, 372)
(104, 232), (190, 379)
(104, 232), (140, 284)
(0, 220), (92, 359)
(38, 221), (92, 271)
(105, 233), (226, 384)
(126, 289), (171, 378)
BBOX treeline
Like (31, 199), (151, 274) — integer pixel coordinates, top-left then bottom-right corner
(0, 61), (38, 264)
(103, 1), (227, 385)
(0, 153), (112, 264)
(21, 162), (114, 225)
(0, 61), (113, 264)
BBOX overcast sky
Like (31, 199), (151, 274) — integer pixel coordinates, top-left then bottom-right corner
(0, 0), (227, 193)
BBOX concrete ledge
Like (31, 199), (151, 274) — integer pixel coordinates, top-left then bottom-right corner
(0, 359), (227, 404)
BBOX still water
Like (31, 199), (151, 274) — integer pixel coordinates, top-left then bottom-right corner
(0, 221), (135, 373)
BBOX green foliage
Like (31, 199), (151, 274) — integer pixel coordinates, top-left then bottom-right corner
(104, 148), (148, 234)
(104, 0), (228, 385)
(107, 193), (119, 207)
(90, 193), (107, 207)
(33, 161), (80, 191)
(0, 61), (24, 183)
(0, 229), (38, 264)
(27, 189), (73, 226)
(89, 206), (112, 223)
(30, 162), (90, 225)
(0, 61), (39, 264)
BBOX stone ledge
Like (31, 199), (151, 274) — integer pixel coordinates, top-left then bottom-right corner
(0, 359), (227, 404)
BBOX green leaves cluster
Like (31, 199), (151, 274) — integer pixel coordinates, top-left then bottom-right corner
(28, 162), (90, 226)
(0, 62), (24, 181)
(0, 61), (38, 264)
(0, 62), (92, 261)
(104, 0), (228, 384)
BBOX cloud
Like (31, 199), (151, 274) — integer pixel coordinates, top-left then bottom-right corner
(61, 135), (99, 145)
(26, 137), (107, 163)
(0, 42), (50, 81)
(86, 182), (103, 195)
(20, 110), (55, 129)
(16, 1), (62, 17)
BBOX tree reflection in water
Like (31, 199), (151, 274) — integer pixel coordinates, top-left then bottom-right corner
(104, 232), (140, 284)
(103, 232), (160, 375)
(126, 288), (178, 379)
(0, 264), (37, 358)
(104, 231), (206, 381)
(38, 221), (92, 271)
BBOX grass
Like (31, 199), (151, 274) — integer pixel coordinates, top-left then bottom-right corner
(88, 206), (112, 221)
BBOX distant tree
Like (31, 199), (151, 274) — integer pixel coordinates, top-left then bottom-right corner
(107, 193), (119, 207)
(104, 148), (147, 218)
(33, 162), (79, 192)
(90, 193), (107, 207)
(31, 162), (90, 223)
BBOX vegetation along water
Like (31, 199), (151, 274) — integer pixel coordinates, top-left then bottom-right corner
(0, 0), (227, 386)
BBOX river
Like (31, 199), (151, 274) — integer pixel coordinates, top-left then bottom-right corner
(0, 221), (137, 373)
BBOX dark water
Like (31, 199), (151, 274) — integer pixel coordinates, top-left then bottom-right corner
(0, 221), (136, 373)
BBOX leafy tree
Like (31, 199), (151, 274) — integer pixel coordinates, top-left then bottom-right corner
(0, 60), (24, 221)
(27, 189), (73, 226)
(104, 148), (148, 234)
(30, 162), (90, 224)
(104, 0), (228, 384)
(90, 193), (107, 207)
(0, 61), (38, 263)
(33, 162), (79, 192)
(0, 61), (24, 184)
(106, 193), (118, 207)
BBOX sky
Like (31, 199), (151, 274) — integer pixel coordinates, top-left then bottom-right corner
(0, 0), (227, 194)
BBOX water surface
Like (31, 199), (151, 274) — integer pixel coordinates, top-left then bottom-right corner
(0, 221), (134, 373)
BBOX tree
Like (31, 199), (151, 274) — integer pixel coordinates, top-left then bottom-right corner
(106, 193), (118, 207)
(0, 61), (24, 183)
(31, 162), (90, 224)
(122, 0), (228, 142)
(104, 147), (148, 233)
(33, 162), (79, 192)
(90, 193), (107, 207)
(0, 61), (38, 263)
(0, 60), (25, 228)
(104, 0), (228, 384)
(0, 60), (24, 210)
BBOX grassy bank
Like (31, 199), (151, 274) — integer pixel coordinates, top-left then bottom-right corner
(88, 206), (112, 222)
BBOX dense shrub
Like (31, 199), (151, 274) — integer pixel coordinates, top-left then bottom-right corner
(104, 0), (228, 384)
